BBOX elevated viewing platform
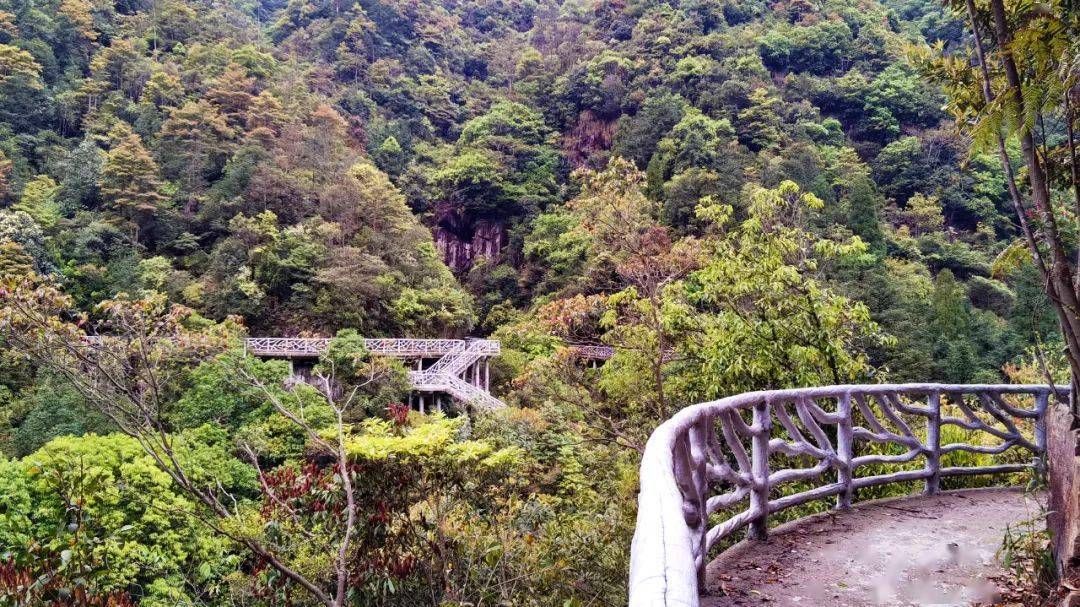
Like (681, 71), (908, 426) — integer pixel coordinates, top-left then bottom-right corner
(628, 383), (1067, 607)
(244, 337), (504, 410)
(700, 487), (1039, 606)
(242, 338), (628, 410)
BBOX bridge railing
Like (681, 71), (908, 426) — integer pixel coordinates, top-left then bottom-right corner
(628, 383), (1065, 607)
(243, 337), (499, 358)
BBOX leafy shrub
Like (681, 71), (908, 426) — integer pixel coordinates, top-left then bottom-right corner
(0, 434), (240, 605)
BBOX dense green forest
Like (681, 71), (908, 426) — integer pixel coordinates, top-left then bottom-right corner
(0, 0), (1055, 366)
(0, 0), (1069, 602)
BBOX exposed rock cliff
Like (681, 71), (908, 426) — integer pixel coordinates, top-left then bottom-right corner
(434, 204), (506, 273)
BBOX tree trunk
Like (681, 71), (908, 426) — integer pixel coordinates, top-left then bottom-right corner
(979, 0), (1080, 587)
(986, 0), (1080, 422)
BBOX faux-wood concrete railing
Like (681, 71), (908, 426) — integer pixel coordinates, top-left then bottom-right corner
(628, 384), (1066, 607)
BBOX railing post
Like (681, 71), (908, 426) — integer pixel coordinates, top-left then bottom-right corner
(688, 418), (711, 588)
(924, 391), (941, 495)
(748, 400), (771, 541)
(1034, 391), (1048, 476)
(836, 393), (853, 509)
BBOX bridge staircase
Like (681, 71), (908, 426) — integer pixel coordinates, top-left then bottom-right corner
(411, 371), (504, 410)
(409, 340), (503, 410)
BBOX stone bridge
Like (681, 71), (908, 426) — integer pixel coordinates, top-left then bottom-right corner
(628, 384), (1069, 607)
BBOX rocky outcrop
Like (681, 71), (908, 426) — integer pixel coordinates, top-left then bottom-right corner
(562, 110), (619, 169)
(434, 209), (505, 273)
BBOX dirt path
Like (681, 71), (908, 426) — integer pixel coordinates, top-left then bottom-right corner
(701, 488), (1042, 607)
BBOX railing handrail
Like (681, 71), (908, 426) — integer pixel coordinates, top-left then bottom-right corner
(628, 383), (1068, 607)
(243, 337), (500, 358)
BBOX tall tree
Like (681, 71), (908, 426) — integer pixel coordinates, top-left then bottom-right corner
(681, 180), (884, 398)
(916, 0), (1080, 417)
(564, 157), (703, 426)
(99, 124), (168, 240)
(0, 149), (11, 202)
(205, 62), (256, 128)
(0, 240), (34, 277)
(846, 175), (886, 254)
(13, 175), (61, 228)
(159, 100), (235, 213)
(0, 43), (41, 86)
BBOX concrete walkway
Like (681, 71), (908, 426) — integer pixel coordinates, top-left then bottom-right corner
(702, 488), (1042, 607)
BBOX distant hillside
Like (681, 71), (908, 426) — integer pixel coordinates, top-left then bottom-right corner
(0, 0), (1054, 379)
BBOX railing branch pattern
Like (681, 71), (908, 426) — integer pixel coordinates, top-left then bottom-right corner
(628, 384), (1065, 607)
(243, 337), (500, 359)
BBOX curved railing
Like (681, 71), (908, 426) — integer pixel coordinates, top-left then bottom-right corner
(628, 384), (1066, 607)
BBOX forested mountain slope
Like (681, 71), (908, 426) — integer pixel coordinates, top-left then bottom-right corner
(0, 0), (1052, 383)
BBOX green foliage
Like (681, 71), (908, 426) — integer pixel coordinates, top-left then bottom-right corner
(13, 175), (61, 228)
(613, 92), (687, 167)
(0, 43), (42, 87)
(680, 180), (886, 398)
(6, 376), (113, 457)
(98, 125), (169, 238)
(315, 329), (410, 416)
(0, 0), (1030, 383)
(172, 353), (290, 430)
(158, 100), (235, 204)
(522, 209), (593, 296)
(759, 20), (855, 74)
(371, 135), (405, 176)
(0, 210), (50, 273)
(0, 240), (34, 277)
(846, 175), (886, 254)
(0, 434), (239, 603)
(434, 101), (561, 220)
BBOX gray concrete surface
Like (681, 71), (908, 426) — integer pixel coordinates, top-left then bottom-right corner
(702, 488), (1043, 606)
